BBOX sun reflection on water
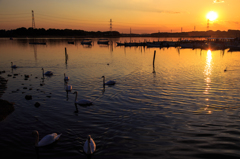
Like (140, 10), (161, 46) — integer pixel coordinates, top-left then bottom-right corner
(205, 50), (212, 76)
(204, 50), (212, 113)
(204, 50), (212, 93)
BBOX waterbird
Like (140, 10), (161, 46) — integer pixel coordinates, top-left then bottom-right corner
(42, 68), (53, 76)
(83, 135), (96, 154)
(73, 91), (92, 106)
(64, 73), (69, 81)
(11, 62), (17, 68)
(224, 67), (227, 72)
(102, 76), (115, 85)
(32, 130), (62, 147)
(25, 74), (30, 78)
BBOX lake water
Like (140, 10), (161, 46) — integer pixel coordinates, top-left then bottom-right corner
(1, 37), (240, 159)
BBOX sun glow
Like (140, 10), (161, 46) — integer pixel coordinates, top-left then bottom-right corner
(205, 50), (212, 76)
(206, 11), (218, 21)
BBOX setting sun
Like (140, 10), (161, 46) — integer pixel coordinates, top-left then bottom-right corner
(206, 11), (218, 21)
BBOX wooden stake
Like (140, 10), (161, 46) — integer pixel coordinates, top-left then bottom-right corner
(153, 50), (156, 73)
(65, 47), (68, 64)
(153, 50), (156, 66)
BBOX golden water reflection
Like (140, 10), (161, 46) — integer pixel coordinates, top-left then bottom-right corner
(204, 50), (212, 113)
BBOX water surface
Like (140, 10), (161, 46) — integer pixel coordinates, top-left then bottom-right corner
(1, 37), (240, 159)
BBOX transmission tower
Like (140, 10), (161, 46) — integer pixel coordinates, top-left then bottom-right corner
(207, 19), (209, 31)
(32, 10), (35, 28)
(110, 19), (112, 32)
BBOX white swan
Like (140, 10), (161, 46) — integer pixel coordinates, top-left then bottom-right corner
(83, 135), (96, 154)
(32, 130), (62, 147)
(102, 76), (115, 85)
(11, 62), (17, 68)
(42, 68), (53, 76)
(73, 91), (92, 105)
(64, 73), (70, 81)
(65, 85), (72, 91)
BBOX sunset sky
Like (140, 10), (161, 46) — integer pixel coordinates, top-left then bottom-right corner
(0, 0), (239, 33)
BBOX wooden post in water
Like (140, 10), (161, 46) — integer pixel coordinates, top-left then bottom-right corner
(65, 47), (68, 64)
(65, 47), (67, 57)
(153, 50), (156, 73)
(153, 50), (156, 66)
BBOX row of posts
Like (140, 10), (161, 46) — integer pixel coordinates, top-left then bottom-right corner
(65, 47), (156, 73)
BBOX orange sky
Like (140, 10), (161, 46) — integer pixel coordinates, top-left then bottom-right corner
(0, 0), (239, 33)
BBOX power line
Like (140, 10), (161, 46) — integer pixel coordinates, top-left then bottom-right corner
(36, 16), (108, 26)
(0, 11), (202, 32)
(0, 19), (29, 22)
(0, 13), (29, 16)
(0, 16), (30, 19)
(36, 13), (107, 23)
(0, 12), (155, 28)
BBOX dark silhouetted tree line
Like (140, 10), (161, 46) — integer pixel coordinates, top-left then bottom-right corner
(0, 27), (239, 38)
(0, 27), (120, 37)
(151, 30), (240, 38)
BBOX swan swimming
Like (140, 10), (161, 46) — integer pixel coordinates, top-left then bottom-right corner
(102, 76), (116, 85)
(73, 91), (92, 106)
(83, 135), (96, 154)
(64, 73), (70, 81)
(42, 68), (53, 76)
(32, 130), (62, 147)
(11, 62), (17, 68)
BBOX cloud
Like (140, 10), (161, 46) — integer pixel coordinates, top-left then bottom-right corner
(213, 0), (224, 3)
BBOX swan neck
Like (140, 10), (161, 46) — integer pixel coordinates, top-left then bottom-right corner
(103, 77), (105, 85)
(75, 92), (78, 102)
(87, 140), (92, 154)
(35, 133), (39, 147)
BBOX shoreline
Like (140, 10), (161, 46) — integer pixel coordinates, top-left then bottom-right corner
(0, 75), (7, 98)
(0, 74), (14, 121)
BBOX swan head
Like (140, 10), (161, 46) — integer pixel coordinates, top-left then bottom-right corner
(32, 130), (40, 147)
(102, 76), (105, 78)
(32, 130), (39, 136)
(73, 91), (78, 94)
(88, 135), (91, 141)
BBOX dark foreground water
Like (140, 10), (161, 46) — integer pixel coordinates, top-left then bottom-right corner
(1, 37), (240, 159)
